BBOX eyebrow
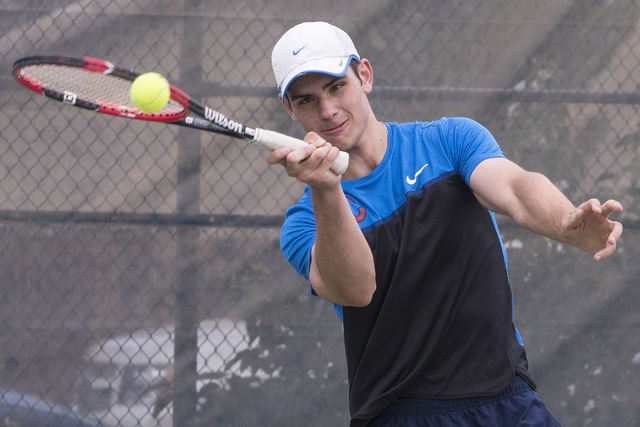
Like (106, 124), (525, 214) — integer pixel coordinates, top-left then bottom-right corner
(288, 75), (344, 101)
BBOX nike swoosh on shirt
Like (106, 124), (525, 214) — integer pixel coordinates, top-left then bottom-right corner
(293, 45), (308, 55)
(406, 164), (429, 185)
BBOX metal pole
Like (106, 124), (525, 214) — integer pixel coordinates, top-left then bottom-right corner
(174, 1), (203, 424)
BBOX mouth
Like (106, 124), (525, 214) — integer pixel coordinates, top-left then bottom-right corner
(321, 120), (348, 136)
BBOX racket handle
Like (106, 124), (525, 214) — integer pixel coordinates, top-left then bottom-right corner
(253, 129), (349, 175)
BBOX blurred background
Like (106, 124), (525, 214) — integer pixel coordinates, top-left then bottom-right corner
(0, 1), (639, 426)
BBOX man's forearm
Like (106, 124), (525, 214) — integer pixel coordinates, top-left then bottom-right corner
(309, 185), (376, 306)
(507, 171), (576, 242)
(471, 159), (575, 243)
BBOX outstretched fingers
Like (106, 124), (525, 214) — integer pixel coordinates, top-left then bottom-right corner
(594, 217), (624, 261)
(561, 198), (624, 260)
(591, 199), (624, 261)
(600, 199), (624, 217)
(567, 198), (612, 229)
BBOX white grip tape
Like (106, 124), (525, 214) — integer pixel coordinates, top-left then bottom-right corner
(253, 128), (349, 175)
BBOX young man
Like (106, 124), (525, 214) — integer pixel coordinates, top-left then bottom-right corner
(268, 21), (623, 426)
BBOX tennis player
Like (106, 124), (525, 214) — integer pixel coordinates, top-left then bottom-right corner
(267, 21), (623, 426)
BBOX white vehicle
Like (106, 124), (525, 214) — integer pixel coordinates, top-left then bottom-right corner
(73, 319), (251, 427)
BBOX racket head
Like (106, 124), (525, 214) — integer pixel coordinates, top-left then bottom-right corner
(12, 55), (190, 122)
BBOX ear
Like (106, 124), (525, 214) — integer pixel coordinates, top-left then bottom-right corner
(281, 93), (298, 122)
(357, 59), (374, 94)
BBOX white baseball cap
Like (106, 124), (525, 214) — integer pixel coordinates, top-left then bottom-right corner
(271, 21), (360, 100)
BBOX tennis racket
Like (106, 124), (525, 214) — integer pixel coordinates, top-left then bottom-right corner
(12, 55), (349, 175)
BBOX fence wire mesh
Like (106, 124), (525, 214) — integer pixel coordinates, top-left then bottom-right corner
(0, 1), (639, 426)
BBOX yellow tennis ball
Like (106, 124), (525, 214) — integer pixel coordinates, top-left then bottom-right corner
(130, 72), (170, 112)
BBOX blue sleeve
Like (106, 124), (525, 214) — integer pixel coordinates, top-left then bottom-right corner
(280, 188), (316, 281)
(438, 117), (505, 185)
(281, 189), (345, 318)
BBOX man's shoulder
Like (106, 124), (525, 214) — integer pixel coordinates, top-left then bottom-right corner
(391, 117), (479, 128)
(386, 117), (480, 137)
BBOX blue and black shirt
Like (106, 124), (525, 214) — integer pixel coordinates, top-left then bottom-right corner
(281, 118), (534, 425)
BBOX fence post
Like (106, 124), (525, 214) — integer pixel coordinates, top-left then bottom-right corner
(174, 1), (203, 425)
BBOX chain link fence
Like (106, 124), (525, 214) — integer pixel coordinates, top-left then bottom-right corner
(0, 1), (638, 426)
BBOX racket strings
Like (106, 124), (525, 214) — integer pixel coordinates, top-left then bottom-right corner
(21, 64), (184, 113)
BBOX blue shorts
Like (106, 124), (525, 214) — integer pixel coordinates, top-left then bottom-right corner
(366, 376), (561, 426)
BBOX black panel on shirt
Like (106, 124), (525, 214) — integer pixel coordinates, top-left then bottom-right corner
(343, 174), (534, 424)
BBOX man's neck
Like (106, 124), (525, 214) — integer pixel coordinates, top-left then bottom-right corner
(342, 119), (388, 181)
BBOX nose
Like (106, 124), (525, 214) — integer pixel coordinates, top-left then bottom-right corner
(317, 96), (338, 120)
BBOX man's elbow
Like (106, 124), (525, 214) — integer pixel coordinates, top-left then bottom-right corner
(347, 289), (375, 307)
(334, 277), (377, 307)
(309, 258), (377, 307)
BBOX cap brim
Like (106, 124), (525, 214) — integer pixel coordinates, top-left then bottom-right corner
(279, 55), (359, 100)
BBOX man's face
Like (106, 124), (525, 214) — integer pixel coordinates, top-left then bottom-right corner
(283, 62), (372, 152)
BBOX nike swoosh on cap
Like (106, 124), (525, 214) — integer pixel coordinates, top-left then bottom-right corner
(293, 45), (308, 55)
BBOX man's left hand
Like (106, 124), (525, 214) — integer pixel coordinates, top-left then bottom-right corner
(560, 199), (624, 261)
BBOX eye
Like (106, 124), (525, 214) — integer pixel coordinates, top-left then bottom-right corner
(330, 82), (345, 93)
